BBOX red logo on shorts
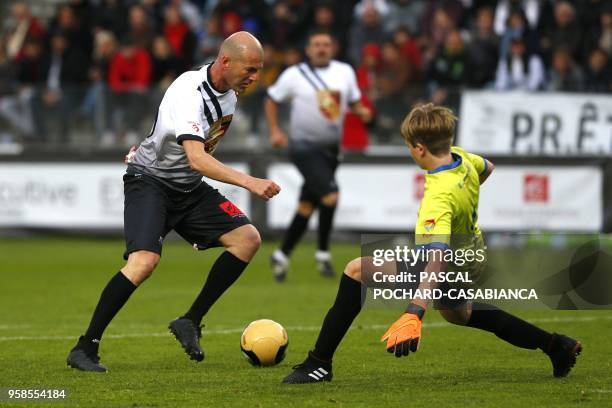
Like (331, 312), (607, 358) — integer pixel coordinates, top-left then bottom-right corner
(220, 201), (244, 217)
(524, 174), (549, 203)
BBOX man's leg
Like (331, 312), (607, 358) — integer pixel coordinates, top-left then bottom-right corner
(439, 303), (582, 377)
(182, 224), (260, 325)
(67, 251), (159, 372)
(170, 224), (261, 361)
(316, 192), (339, 277)
(271, 200), (315, 282)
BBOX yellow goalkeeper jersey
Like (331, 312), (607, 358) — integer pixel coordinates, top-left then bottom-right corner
(415, 146), (487, 250)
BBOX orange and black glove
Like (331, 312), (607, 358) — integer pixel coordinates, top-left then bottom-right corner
(380, 305), (425, 357)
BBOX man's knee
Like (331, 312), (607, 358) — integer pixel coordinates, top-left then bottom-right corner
(122, 250), (160, 285)
(321, 192), (338, 207)
(344, 257), (362, 282)
(220, 224), (261, 260)
(297, 201), (315, 217)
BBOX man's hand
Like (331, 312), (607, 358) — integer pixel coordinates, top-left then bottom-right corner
(245, 177), (281, 201)
(269, 127), (288, 148)
(124, 146), (137, 164)
(380, 313), (422, 357)
(354, 104), (373, 124)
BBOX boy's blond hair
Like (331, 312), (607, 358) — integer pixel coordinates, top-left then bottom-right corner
(400, 103), (457, 156)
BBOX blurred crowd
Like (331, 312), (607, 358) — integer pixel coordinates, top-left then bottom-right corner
(1, 0), (611, 148)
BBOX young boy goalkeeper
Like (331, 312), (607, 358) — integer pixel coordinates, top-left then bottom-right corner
(282, 103), (582, 384)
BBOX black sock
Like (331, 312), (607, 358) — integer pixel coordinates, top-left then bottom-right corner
(313, 274), (363, 361)
(183, 251), (248, 326)
(280, 212), (310, 255)
(317, 204), (336, 252)
(82, 271), (137, 345)
(467, 303), (553, 351)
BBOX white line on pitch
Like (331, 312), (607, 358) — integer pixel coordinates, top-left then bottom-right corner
(0, 315), (609, 342)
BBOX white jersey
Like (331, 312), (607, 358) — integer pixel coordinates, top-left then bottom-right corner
(267, 60), (361, 144)
(128, 63), (236, 190)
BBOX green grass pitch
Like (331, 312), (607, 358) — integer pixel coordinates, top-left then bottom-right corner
(0, 237), (611, 407)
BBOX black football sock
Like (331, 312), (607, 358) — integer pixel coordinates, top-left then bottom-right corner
(183, 251), (248, 326)
(82, 271), (137, 347)
(467, 303), (553, 351)
(317, 204), (336, 252)
(313, 273), (363, 361)
(280, 212), (310, 255)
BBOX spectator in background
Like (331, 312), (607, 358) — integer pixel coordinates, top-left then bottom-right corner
(128, 4), (155, 51)
(498, 8), (539, 60)
(266, 1), (297, 50)
(421, 8), (455, 67)
(0, 38), (44, 141)
(108, 36), (152, 146)
(169, 0), (204, 36)
(546, 47), (583, 92)
(151, 36), (182, 92)
(583, 48), (612, 93)
(48, 3), (92, 61)
(92, 0), (129, 37)
(386, 0), (427, 36)
(427, 29), (467, 111)
(421, 0), (464, 39)
(494, 0), (541, 36)
(375, 40), (410, 141)
(198, 17), (224, 62)
(41, 30), (89, 143)
(583, 6), (612, 60)
(5, 1), (45, 62)
(162, 4), (196, 69)
(392, 26), (423, 73)
(312, 3), (344, 54)
(495, 37), (545, 91)
(148, 35), (181, 138)
(540, 2), (582, 63)
(348, 3), (386, 66)
(466, 7), (499, 87)
(356, 43), (381, 102)
(82, 30), (118, 147)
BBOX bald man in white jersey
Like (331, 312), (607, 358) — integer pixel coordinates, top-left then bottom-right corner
(67, 32), (280, 372)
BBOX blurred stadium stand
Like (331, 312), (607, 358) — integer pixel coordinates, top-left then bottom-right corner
(0, 0), (611, 234)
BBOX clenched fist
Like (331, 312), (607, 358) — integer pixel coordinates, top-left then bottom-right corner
(246, 177), (281, 201)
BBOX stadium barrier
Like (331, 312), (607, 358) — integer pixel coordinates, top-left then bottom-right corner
(0, 151), (610, 233)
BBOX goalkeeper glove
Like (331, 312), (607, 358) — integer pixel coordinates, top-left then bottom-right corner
(380, 306), (424, 357)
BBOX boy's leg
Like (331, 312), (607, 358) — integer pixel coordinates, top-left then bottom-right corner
(439, 302), (582, 377)
(282, 258), (370, 384)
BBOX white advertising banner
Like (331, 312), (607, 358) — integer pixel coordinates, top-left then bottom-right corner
(0, 163), (250, 228)
(458, 91), (612, 156)
(268, 164), (602, 232)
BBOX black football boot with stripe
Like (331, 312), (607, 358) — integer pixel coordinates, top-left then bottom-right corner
(282, 351), (333, 384)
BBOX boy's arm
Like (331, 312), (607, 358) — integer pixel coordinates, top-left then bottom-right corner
(480, 159), (494, 185)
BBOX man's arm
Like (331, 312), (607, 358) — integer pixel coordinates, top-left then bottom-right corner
(264, 97), (288, 148)
(183, 140), (280, 200)
(480, 159), (494, 185)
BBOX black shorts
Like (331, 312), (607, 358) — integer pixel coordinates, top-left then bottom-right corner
(123, 174), (251, 259)
(289, 141), (339, 203)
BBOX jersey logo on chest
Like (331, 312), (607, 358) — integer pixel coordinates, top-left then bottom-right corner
(205, 114), (233, 154)
(316, 90), (341, 122)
